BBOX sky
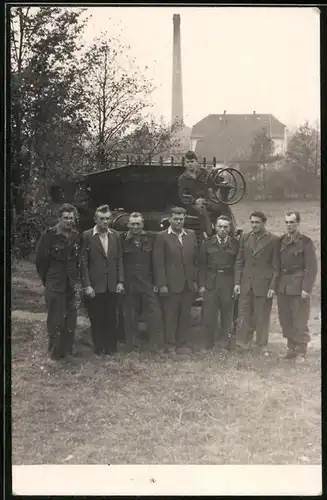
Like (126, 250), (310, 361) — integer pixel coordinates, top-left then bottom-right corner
(82, 6), (320, 130)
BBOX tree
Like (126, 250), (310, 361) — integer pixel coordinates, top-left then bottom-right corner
(249, 127), (275, 162)
(283, 121), (320, 199)
(286, 121), (320, 177)
(116, 117), (183, 161)
(81, 33), (155, 169)
(10, 6), (89, 213)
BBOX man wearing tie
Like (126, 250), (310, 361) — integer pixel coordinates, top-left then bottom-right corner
(199, 215), (239, 350)
(80, 205), (125, 355)
(153, 206), (198, 353)
(234, 211), (279, 352)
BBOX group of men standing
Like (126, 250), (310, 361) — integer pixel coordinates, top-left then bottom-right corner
(35, 201), (318, 365)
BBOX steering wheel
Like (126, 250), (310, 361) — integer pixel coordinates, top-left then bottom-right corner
(205, 167), (246, 205)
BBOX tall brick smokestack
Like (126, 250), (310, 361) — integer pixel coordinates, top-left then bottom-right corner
(172, 13), (183, 125)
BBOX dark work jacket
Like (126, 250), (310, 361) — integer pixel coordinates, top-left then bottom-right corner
(122, 231), (155, 293)
(35, 226), (81, 292)
(234, 230), (280, 296)
(199, 235), (239, 289)
(277, 232), (318, 295)
(178, 170), (207, 207)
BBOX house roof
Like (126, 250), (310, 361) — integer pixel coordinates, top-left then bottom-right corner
(191, 113), (286, 161)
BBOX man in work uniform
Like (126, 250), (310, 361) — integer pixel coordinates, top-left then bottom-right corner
(35, 203), (81, 362)
(199, 215), (239, 350)
(234, 210), (279, 352)
(178, 150), (236, 237)
(121, 212), (164, 352)
(277, 211), (318, 361)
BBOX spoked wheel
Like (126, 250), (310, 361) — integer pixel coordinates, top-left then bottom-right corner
(206, 167), (246, 205)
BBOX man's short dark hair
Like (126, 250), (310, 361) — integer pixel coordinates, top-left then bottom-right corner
(250, 210), (267, 223)
(129, 211), (144, 220)
(286, 211), (301, 223)
(95, 204), (111, 215)
(58, 203), (78, 218)
(185, 151), (197, 161)
(216, 215), (231, 225)
(170, 206), (187, 217)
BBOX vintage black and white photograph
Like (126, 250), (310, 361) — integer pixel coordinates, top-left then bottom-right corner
(10, 4), (321, 495)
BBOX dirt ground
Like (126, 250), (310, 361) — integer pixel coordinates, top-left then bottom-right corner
(10, 199), (321, 465)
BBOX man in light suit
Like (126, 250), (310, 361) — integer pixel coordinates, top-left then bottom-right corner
(234, 210), (279, 352)
(80, 205), (125, 355)
(153, 206), (198, 353)
(277, 211), (318, 361)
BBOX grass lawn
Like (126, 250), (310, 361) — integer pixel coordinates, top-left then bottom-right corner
(11, 199), (321, 465)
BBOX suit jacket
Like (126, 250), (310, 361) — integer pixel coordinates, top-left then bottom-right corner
(80, 227), (124, 293)
(153, 228), (198, 293)
(199, 235), (239, 290)
(234, 230), (279, 296)
(277, 232), (318, 295)
(35, 226), (81, 293)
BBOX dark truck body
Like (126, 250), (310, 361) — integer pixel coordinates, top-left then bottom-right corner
(49, 162), (207, 240)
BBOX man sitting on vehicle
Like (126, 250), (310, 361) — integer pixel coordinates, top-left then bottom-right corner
(178, 151), (236, 237)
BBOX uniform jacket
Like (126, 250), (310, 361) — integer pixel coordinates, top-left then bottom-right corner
(277, 232), (318, 295)
(199, 235), (239, 290)
(122, 230), (156, 293)
(35, 226), (81, 293)
(153, 228), (198, 293)
(80, 227), (124, 293)
(234, 230), (279, 296)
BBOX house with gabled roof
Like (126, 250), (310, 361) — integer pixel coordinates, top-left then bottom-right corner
(190, 111), (287, 161)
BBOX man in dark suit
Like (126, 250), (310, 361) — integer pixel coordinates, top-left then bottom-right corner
(199, 215), (239, 350)
(153, 206), (198, 353)
(122, 212), (164, 352)
(80, 205), (124, 355)
(234, 210), (279, 352)
(35, 203), (81, 362)
(277, 211), (318, 361)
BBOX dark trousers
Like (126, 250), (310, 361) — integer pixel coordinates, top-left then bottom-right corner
(236, 288), (272, 348)
(123, 289), (164, 350)
(86, 291), (118, 353)
(45, 286), (76, 359)
(203, 284), (234, 348)
(277, 294), (311, 353)
(160, 286), (194, 348)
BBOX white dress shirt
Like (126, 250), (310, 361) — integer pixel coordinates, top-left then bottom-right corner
(168, 226), (187, 246)
(93, 226), (113, 255)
